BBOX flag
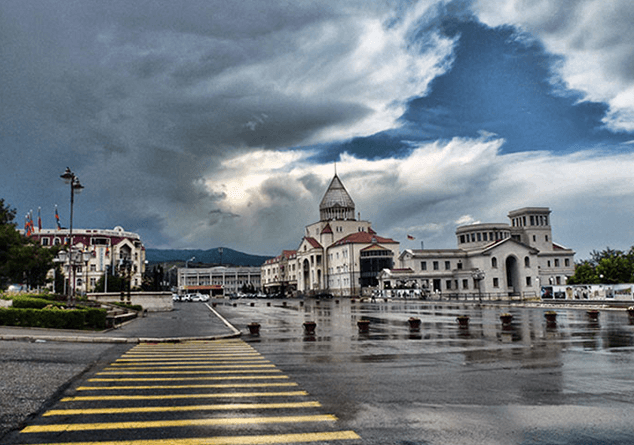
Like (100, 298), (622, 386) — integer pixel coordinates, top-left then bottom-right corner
(55, 205), (61, 230)
(37, 207), (42, 231)
(407, 234), (415, 240)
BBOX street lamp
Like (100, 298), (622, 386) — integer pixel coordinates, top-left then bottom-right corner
(60, 167), (84, 306)
(471, 269), (485, 302)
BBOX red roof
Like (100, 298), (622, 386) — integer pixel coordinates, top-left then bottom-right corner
(304, 237), (322, 248)
(321, 223), (333, 234)
(331, 232), (396, 246)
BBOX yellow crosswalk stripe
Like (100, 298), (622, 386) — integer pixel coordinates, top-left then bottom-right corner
(20, 431), (361, 444)
(90, 375), (290, 382)
(77, 382), (299, 391)
(98, 369), (282, 375)
(109, 360), (270, 366)
(44, 401), (322, 416)
(104, 364), (275, 371)
(62, 391), (309, 401)
(23, 414), (337, 432)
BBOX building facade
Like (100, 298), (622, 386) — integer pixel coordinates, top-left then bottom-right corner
(380, 207), (575, 298)
(29, 226), (146, 295)
(262, 174), (400, 297)
(178, 266), (262, 296)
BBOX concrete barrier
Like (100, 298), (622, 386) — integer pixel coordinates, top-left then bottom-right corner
(88, 292), (173, 312)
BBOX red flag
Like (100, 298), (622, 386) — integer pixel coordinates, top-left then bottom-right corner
(407, 234), (415, 240)
(55, 205), (61, 230)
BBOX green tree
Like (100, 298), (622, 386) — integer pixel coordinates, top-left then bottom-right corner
(567, 261), (599, 284)
(1, 199), (57, 290)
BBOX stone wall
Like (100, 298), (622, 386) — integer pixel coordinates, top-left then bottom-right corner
(88, 292), (173, 312)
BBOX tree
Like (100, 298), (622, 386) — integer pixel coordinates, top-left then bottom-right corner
(0, 199), (57, 290)
(568, 246), (634, 284)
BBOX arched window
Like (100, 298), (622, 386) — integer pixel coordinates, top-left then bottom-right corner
(524, 256), (530, 267)
(491, 257), (498, 268)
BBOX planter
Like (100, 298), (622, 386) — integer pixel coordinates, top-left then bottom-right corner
(247, 322), (261, 336)
(357, 319), (371, 333)
(303, 321), (317, 335)
(544, 311), (557, 324)
(456, 315), (469, 327)
(499, 313), (513, 326)
(408, 317), (422, 331)
(587, 309), (600, 321)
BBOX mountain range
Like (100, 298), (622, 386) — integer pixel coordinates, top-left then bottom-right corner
(145, 247), (271, 267)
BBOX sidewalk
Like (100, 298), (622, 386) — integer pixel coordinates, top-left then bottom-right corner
(0, 303), (241, 343)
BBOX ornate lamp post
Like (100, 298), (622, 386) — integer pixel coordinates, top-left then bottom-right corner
(60, 167), (84, 306)
(471, 269), (485, 302)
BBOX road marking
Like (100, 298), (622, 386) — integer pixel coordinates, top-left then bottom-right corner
(23, 414), (337, 432)
(97, 369), (282, 375)
(77, 382), (299, 391)
(20, 431), (361, 444)
(62, 391), (309, 401)
(90, 375), (290, 382)
(109, 360), (270, 366)
(44, 401), (322, 416)
(104, 364), (276, 371)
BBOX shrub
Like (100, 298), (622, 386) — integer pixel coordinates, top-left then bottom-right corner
(0, 307), (107, 330)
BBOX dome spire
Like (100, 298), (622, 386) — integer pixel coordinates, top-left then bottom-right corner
(319, 172), (355, 221)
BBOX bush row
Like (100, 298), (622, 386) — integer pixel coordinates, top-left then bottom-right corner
(11, 296), (66, 310)
(0, 307), (107, 330)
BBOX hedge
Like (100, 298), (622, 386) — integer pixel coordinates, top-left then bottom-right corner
(0, 307), (107, 330)
(11, 296), (66, 310)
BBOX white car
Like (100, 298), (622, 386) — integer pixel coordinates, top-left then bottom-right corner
(190, 293), (209, 302)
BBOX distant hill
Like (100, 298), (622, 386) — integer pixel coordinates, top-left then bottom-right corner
(145, 247), (271, 267)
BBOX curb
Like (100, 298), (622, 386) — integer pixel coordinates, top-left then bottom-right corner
(0, 304), (242, 344)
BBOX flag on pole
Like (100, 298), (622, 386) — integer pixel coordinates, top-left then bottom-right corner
(55, 205), (61, 230)
(37, 207), (42, 231)
(407, 234), (415, 240)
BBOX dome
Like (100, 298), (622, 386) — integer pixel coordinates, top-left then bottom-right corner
(319, 174), (355, 221)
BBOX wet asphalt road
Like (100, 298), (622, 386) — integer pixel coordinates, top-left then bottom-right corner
(2, 298), (634, 444)
(223, 298), (634, 444)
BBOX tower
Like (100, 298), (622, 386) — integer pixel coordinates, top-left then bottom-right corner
(319, 174), (356, 221)
(508, 207), (553, 252)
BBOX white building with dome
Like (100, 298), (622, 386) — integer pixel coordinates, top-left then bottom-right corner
(380, 207), (575, 299)
(261, 174), (399, 297)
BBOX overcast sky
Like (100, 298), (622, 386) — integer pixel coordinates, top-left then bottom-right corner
(2, 0), (634, 259)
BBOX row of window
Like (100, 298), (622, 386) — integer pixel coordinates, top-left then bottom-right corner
(458, 231), (510, 245)
(420, 256), (570, 272)
(512, 214), (548, 227)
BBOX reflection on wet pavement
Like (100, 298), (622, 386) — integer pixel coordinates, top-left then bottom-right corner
(217, 298), (634, 444)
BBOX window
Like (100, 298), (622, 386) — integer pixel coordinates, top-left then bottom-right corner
(90, 264), (96, 272)
(533, 235), (536, 242)
(433, 261), (439, 271)
(41, 238), (49, 246)
(445, 261), (450, 270)
(530, 215), (535, 225)
(462, 279), (468, 289)
(547, 260), (551, 267)
(421, 261), (427, 271)
(460, 235), (465, 244)
(483, 232), (488, 241)
(555, 259), (560, 267)
(493, 277), (499, 287)
(457, 262), (463, 270)
(526, 277), (532, 286)
(545, 235), (549, 242)
(477, 233), (481, 241)
(491, 257), (498, 268)
(446, 280), (452, 290)
(556, 276), (561, 285)
(524, 257), (530, 267)
(565, 258), (570, 267)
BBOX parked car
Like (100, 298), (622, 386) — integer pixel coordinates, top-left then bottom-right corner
(190, 293), (209, 302)
(172, 293), (180, 301)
